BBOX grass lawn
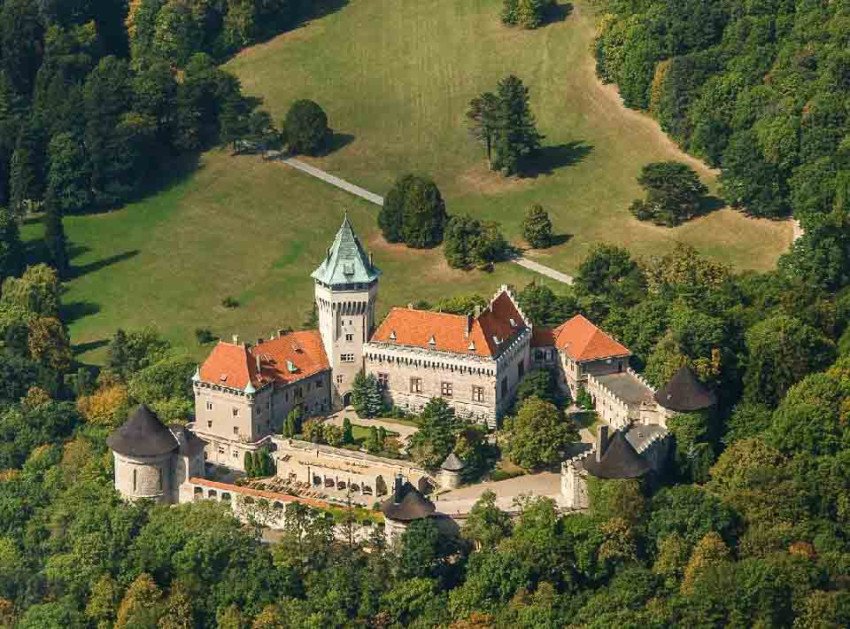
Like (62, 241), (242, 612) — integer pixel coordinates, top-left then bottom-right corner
(350, 424), (399, 444)
(226, 0), (792, 272)
(22, 152), (550, 363)
(22, 0), (792, 364)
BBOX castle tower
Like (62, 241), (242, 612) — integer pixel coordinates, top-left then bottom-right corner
(311, 213), (380, 406)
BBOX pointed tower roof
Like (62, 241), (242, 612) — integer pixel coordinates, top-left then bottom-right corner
(440, 452), (465, 472)
(583, 431), (650, 479)
(654, 366), (717, 412)
(106, 405), (179, 458)
(381, 475), (436, 522)
(311, 213), (381, 286)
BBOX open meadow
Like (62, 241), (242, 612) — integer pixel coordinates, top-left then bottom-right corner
(23, 0), (793, 362)
(227, 0), (793, 270)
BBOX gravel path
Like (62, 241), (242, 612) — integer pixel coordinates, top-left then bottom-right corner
(280, 157), (574, 285)
(283, 157), (385, 206)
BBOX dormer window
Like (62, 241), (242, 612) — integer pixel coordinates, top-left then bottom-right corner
(219, 374), (227, 382)
(468, 341), (476, 351)
(510, 318), (517, 328)
(286, 360), (298, 373)
(492, 335), (501, 345)
(428, 335), (436, 346)
(389, 330), (397, 341)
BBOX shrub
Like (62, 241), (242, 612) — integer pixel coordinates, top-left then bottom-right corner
(221, 296), (239, 308)
(629, 161), (708, 226)
(194, 328), (215, 344)
(282, 99), (330, 155)
(378, 174), (448, 248)
(521, 203), (553, 248)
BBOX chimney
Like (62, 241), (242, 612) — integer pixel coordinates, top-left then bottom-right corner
(393, 473), (404, 504)
(474, 304), (482, 318)
(232, 334), (239, 345)
(596, 425), (609, 462)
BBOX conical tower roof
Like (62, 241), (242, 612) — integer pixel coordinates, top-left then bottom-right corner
(583, 431), (650, 479)
(654, 366), (717, 412)
(381, 478), (436, 522)
(311, 213), (381, 286)
(107, 404), (178, 457)
(440, 452), (465, 471)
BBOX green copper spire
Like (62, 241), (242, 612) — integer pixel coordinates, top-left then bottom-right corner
(311, 212), (381, 286)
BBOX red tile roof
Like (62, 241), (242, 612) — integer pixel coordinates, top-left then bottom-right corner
(198, 330), (329, 390)
(552, 314), (630, 362)
(531, 326), (556, 348)
(370, 288), (529, 358)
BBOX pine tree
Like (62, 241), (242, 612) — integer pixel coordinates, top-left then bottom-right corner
(342, 417), (353, 444)
(350, 371), (370, 417)
(365, 425), (381, 454)
(491, 75), (543, 175)
(244, 451), (255, 477)
(9, 121), (45, 218)
(43, 199), (69, 277)
(0, 207), (22, 283)
(365, 376), (385, 417)
(46, 132), (92, 215)
(522, 203), (553, 248)
(466, 92), (499, 166)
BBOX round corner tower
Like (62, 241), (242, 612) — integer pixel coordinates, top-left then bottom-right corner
(311, 213), (380, 407)
(107, 405), (179, 503)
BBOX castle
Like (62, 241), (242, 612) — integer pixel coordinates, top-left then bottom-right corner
(107, 215), (704, 533)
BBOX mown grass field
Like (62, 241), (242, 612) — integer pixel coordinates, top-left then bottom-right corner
(23, 0), (792, 363)
(227, 0), (792, 270)
(22, 152), (550, 362)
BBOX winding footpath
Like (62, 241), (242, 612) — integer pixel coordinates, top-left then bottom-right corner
(281, 157), (574, 285)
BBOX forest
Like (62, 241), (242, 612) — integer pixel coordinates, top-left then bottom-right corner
(594, 0), (850, 289)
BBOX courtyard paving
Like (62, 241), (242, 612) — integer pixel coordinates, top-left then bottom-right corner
(433, 471), (564, 516)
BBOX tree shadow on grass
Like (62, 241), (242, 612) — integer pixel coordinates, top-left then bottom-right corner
(70, 250), (139, 279)
(696, 194), (726, 217)
(62, 301), (101, 324)
(545, 2), (573, 24)
(520, 141), (593, 178)
(72, 338), (109, 356)
(320, 132), (355, 156)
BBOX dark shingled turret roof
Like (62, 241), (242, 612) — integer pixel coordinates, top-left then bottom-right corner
(381, 479), (436, 522)
(654, 366), (717, 412)
(583, 431), (650, 479)
(440, 452), (465, 472)
(107, 405), (178, 457)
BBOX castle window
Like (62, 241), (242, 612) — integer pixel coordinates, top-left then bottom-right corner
(472, 386), (484, 402)
(206, 401), (213, 411)
(156, 468), (162, 491)
(441, 382), (453, 397)
(233, 427), (239, 435)
(341, 353), (355, 363)
(232, 408), (239, 417)
(345, 333), (354, 342)
(410, 377), (422, 393)
(377, 373), (389, 389)
(207, 421), (212, 428)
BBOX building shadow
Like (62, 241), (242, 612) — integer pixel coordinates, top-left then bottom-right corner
(520, 141), (593, 178)
(71, 250), (139, 279)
